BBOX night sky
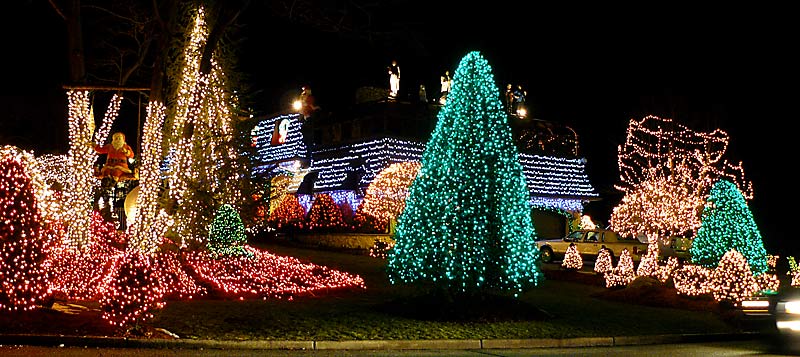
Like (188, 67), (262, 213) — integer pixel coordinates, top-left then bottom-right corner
(2, 2), (796, 255)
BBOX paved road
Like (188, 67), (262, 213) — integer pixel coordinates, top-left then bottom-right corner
(0, 338), (794, 356)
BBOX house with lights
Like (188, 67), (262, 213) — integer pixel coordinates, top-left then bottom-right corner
(250, 99), (599, 238)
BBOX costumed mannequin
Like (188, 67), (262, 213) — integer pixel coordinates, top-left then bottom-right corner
(94, 132), (134, 181)
(299, 86), (320, 118)
(439, 70), (451, 104)
(388, 60), (400, 98)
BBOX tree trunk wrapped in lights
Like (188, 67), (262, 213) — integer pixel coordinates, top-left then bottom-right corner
(387, 51), (543, 296)
(562, 243), (583, 270)
(689, 180), (768, 275)
(708, 249), (758, 303)
(0, 153), (53, 311)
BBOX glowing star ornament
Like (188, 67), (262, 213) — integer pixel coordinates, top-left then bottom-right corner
(0, 154), (53, 311)
(387, 51), (543, 295)
(562, 243), (583, 270)
(689, 180), (768, 275)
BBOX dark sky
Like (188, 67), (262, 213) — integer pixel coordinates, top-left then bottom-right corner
(2, 2), (796, 256)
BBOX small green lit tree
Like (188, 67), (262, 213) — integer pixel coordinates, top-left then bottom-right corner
(208, 204), (250, 258)
(690, 180), (768, 274)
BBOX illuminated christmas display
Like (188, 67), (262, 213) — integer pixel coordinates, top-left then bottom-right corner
(656, 256), (679, 283)
(756, 273), (780, 293)
(356, 162), (421, 225)
(562, 244), (583, 270)
(63, 90), (97, 249)
(100, 251), (165, 327)
(127, 101), (168, 252)
(208, 204), (250, 258)
(616, 115), (752, 200)
(708, 249), (758, 304)
(673, 264), (712, 297)
(0, 153), (52, 311)
(610, 164), (704, 243)
(594, 248), (613, 274)
(306, 193), (347, 231)
(386, 51), (543, 295)
(165, 7), (242, 247)
(635, 244), (659, 277)
(689, 180), (768, 275)
(268, 194), (306, 229)
(605, 249), (635, 288)
(185, 247), (365, 299)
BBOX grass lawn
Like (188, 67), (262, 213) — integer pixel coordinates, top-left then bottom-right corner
(146, 240), (741, 341)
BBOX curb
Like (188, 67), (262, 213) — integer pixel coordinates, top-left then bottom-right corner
(0, 332), (764, 350)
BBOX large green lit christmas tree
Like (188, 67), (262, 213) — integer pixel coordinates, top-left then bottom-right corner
(690, 180), (768, 274)
(386, 51), (542, 296)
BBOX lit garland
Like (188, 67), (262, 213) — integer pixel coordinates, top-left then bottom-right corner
(610, 163), (704, 243)
(689, 180), (768, 275)
(561, 243), (583, 270)
(356, 162), (421, 226)
(616, 115), (752, 200)
(656, 256), (679, 283)
(306, 193), (347, 231)
(0, 154), (52, 311)
(208, 204), (250, 258)
(708, 249), (758, 304)
(184, 246), (365, 299)
(127, 101), (167, 252)
(529, 197), (585, 214)
(594, 248), (613, 274)
(673, 264), (712, 297)
(635, 244), (659, 278)
(605, 248), (635, 288)
(387, 51), (543, 295)
(268, 194), (306, 229)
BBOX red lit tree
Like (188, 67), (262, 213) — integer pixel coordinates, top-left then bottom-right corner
(0, 154), (52, 311)
(307, 194), (346, 231)
(268, 194), (306, 229)
(100, 252), (165, 328)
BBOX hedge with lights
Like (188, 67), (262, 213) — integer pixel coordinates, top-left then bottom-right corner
(386, 51), (543, 296)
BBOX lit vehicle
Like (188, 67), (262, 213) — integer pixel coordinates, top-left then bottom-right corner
(536, 229), (649, 264)
(770, 286), (800, 353)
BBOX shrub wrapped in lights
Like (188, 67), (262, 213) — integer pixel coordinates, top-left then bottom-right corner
(605, 249), (635, 288)
(708, 249), (758, 304)
(208, 204), (250, 258)
(594, 248), (613, 275)
(268, 194), (306, 230)
(656, 256), (679, 283)
(100, 251), (166, 328)
(673, 264), (712, 297)
(306, 193), (346, 231)
(0, 154), (53, 311)
(562, 243), (583, 270)
(635, 244), (659, 278)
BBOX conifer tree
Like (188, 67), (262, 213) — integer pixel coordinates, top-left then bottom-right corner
(0, 155), (51, 311)
(208, 204), (249, 258)
(690, 180), (768, 274)
(387, 51), (542, 295)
